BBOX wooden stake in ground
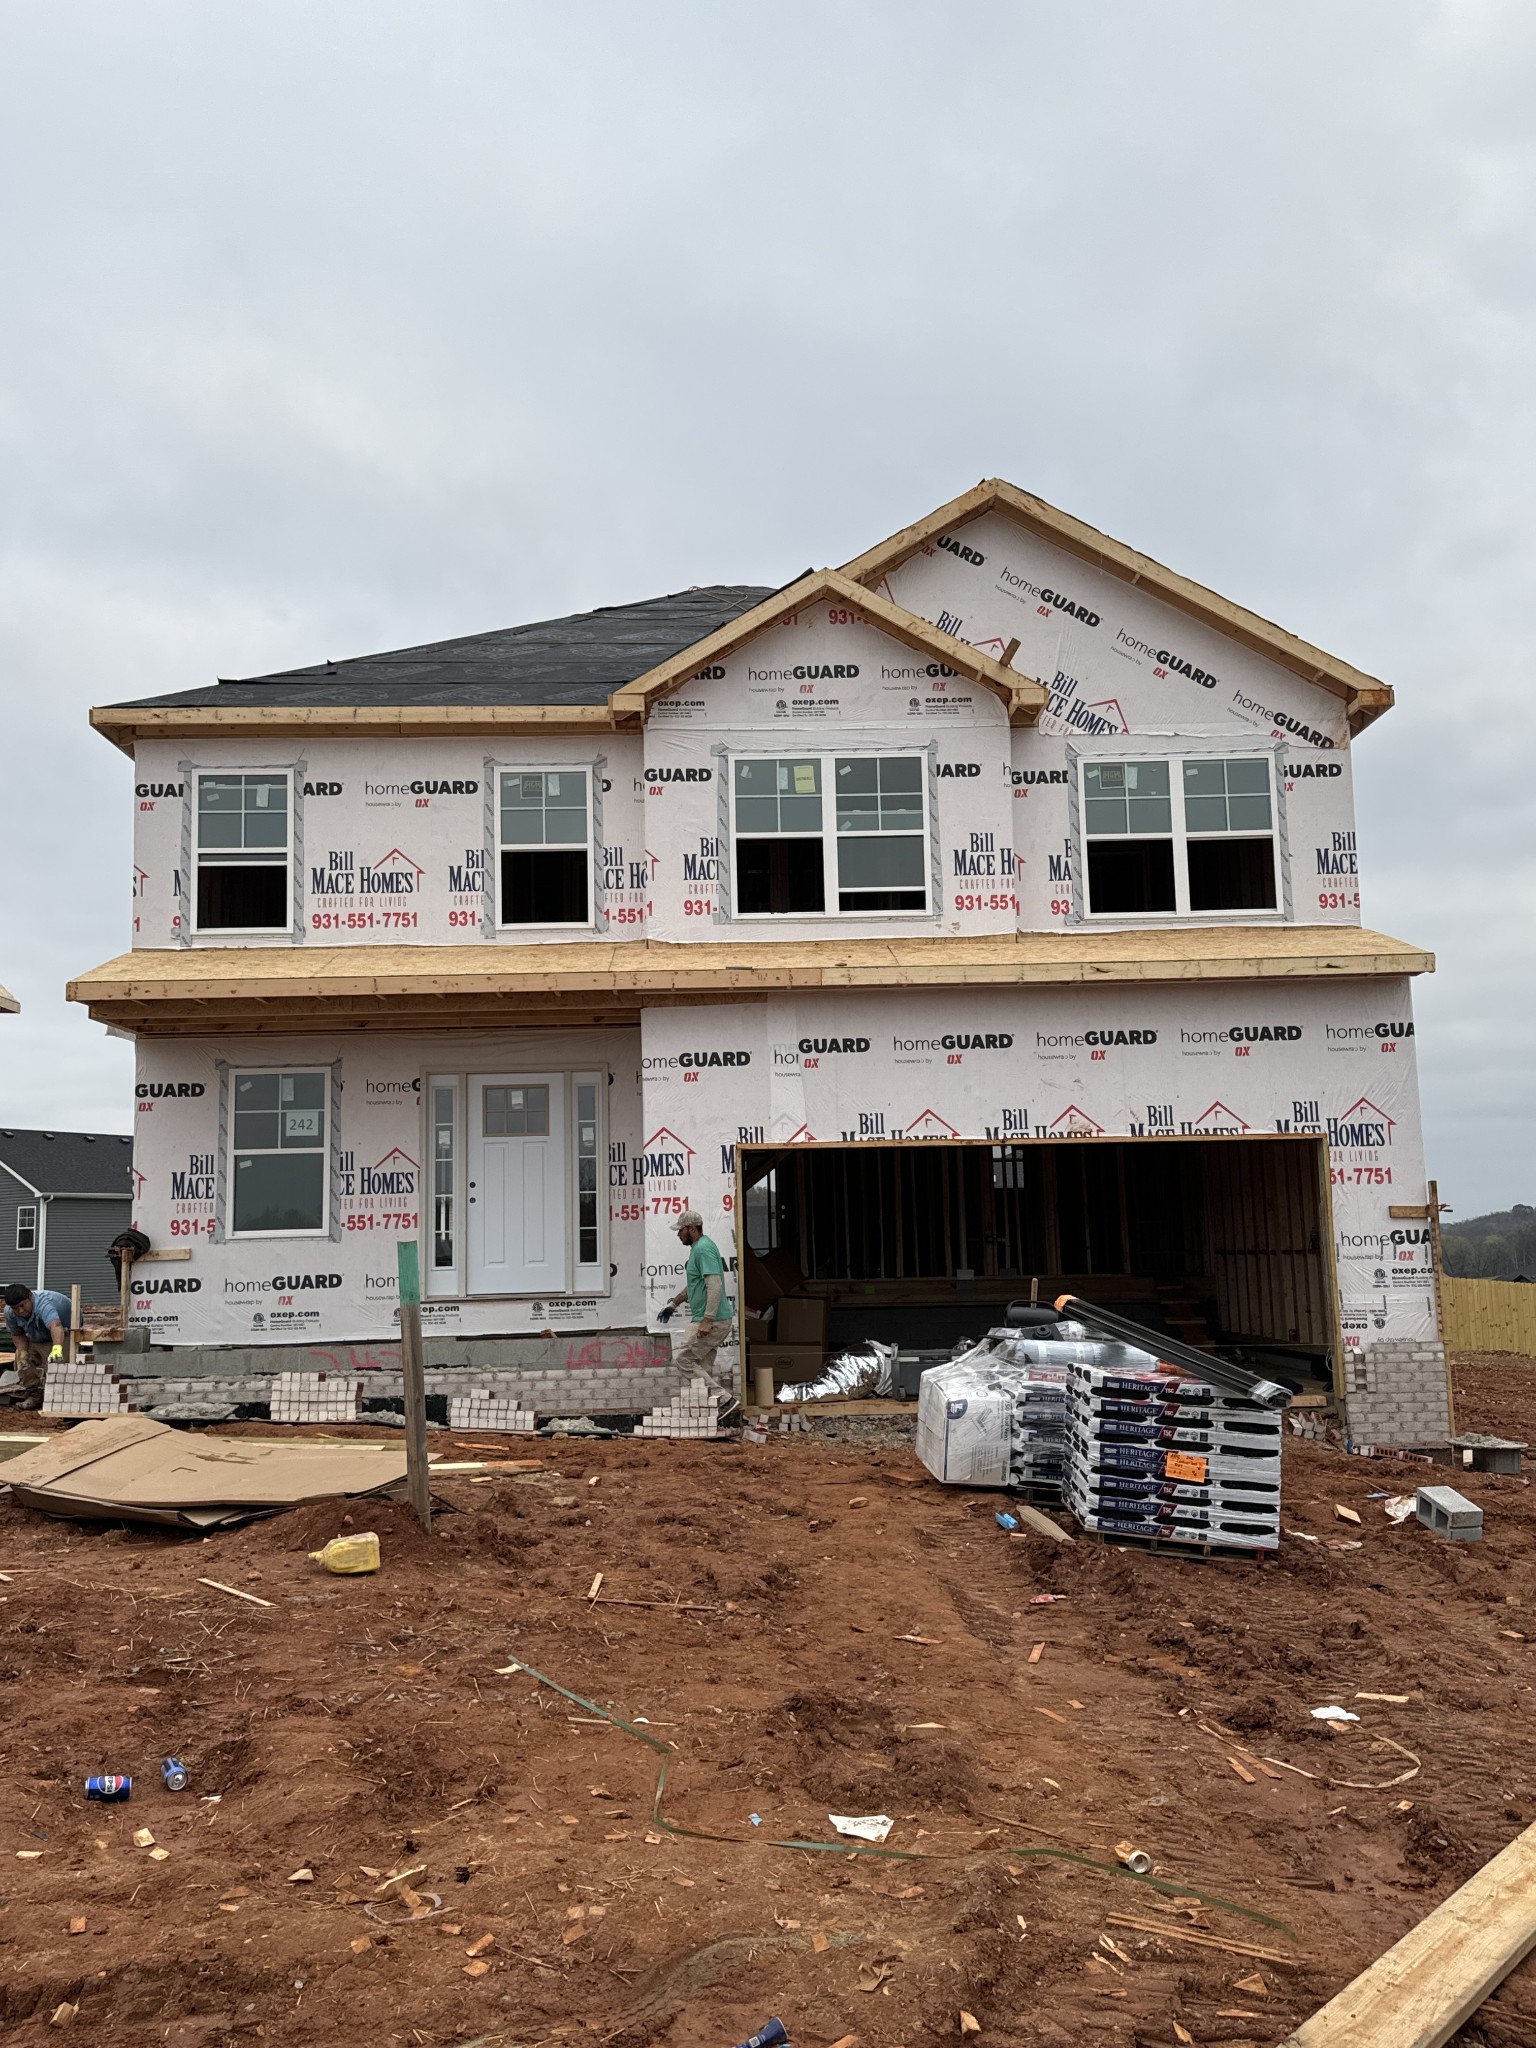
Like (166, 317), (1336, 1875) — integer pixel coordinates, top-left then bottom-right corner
(1278, 1818), (1536, 2048)
(68, 1284), (82, 1365)
(397, 1241), (431, 1535)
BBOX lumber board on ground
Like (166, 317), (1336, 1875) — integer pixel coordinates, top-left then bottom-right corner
(1278, 1819), (1536, 2048)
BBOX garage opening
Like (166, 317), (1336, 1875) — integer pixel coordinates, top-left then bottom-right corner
(738, 1135), (1337, 1389)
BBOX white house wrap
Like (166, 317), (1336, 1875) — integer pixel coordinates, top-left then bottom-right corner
(73, 480), (1442, 1445)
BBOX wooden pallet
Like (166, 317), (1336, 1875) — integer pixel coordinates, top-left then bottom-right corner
(1075, 1521), (1275, 1562)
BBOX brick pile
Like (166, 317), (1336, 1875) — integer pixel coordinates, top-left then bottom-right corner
(42, 1357), (132, 1417)
(633, 1377), (726, 1439)
(447, 1389), (538, 1432)
(269, 1372), (361, 1424)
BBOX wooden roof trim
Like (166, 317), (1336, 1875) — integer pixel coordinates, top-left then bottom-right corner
(0, 982), (19, 1015)
(68, 928), (1434, 1028)
(88, 701), (620, 758)
(840, 478), (1395, 730)
(609, 567), (1048, 723)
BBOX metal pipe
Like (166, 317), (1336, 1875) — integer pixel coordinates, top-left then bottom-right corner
(1053, 1293), (1291, 1409)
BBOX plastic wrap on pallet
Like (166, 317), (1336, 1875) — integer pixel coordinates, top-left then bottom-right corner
(916, 1358), (1016, 1487)
(1009, 1337), (1163, 1371)
(779, 1345), (895, 1403)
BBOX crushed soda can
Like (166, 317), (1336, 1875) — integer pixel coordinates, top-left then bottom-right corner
(162, 1758), (189, 1792)
(732, 2024), (787, 2048)
(86, 1775), (132, 1802)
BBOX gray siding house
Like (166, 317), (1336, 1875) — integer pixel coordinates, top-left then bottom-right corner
(0, 1129), (134, 1300)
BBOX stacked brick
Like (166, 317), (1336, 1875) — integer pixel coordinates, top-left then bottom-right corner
(42, 1357), (132, 1417)
(633, 1378), (726, 1439)
(447, 1389), (538, 1432)
(269, 1372), (361, 1424)
(1343, 1340), (1452, 1449)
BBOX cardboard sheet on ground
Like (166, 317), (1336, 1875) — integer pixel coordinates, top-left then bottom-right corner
(0, 1416), (408, 1528)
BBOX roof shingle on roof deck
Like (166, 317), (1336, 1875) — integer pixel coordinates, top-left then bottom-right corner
(0, 1128), (135, 1197)
(102, 585), (776, 713)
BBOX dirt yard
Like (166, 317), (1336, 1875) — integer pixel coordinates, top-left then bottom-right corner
(2, 1355), (1535, 2048)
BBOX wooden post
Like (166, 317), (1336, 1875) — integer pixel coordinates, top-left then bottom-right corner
(68, 1284), (82, 1364)
(396, 1241), (431, 1534)
(1427, 1177), (1455, 1437)
(118, 1255), (133, 1345)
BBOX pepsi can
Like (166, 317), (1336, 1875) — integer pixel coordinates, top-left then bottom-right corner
(162, 1758), (189, 1793)
(86, 1775), (132, 1802)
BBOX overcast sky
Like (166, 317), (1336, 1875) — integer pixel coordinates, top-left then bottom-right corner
(2, 1), (1533, 1216)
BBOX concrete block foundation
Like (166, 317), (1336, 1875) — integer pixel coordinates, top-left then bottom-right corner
(88, 1328), (712, 1427)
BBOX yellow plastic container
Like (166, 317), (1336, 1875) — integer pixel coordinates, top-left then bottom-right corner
(308, 1531), (381, 1574)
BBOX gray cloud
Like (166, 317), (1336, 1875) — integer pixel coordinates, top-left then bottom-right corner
(2, 0), (1533, 1210)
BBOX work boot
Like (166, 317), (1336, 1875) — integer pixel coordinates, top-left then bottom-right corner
(16, 1391), (42, 1411)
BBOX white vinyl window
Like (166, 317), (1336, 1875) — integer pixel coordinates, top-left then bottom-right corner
(15, 1203), (37, 1253)
(498, 770), (592, 926)
(194, 773), (292, 932)
(732, 753), (928, 916)
(1082, 756), (1279, 916)
(230, 1070), (328, 1236)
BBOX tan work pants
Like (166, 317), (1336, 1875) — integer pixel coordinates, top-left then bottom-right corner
(670, 1319), (736, 1396)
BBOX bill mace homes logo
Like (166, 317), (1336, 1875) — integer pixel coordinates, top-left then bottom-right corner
(311, 848), (425, 896)
(637, 1127), (694, 1181)
(339, 1148), (420, 1198)
(1329, 1097), (1396, 1149)
(1190, 1100), (1251, 1135)
(904, 1109), (961, 1140)
(1040, 1105), (1104, 1139)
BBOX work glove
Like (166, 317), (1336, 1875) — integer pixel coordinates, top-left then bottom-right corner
(657, 1305), (675, 1324)
(49, 1345), (64, 1361)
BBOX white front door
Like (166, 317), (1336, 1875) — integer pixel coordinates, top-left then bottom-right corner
(467, 1074), (567, 1295)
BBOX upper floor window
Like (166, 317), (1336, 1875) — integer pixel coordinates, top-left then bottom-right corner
(499, 770), (591, 926)
(195, 773), (291, 932)
(1083, 756), (1277, 916)
(230, 1069), (328, 1235)
(733, 754), (928, 917)
(15, 1203), (37, 1253)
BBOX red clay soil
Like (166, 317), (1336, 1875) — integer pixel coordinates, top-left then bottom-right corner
(2, 1357), (1535, 2048)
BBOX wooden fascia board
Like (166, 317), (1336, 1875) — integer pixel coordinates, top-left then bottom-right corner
(843, 477), (1395, 721)
(68, 937), (1433, 1026)
(838, 479), (1000, 586)
(608, 567), (1046, 720)
(89, 701), (620, 757)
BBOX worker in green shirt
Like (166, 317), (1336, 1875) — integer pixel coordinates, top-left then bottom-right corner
(661, 1209), (736, 1393)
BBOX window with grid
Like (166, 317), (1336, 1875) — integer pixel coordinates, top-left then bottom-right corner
(1083, 756), (1277, 915)
(195, 774), (291, 932)
(499, 771), (590, 925)
(732, 754), (929, 916)
(15, 1204), (37, 1252)
(230, 1071), (327, 1235)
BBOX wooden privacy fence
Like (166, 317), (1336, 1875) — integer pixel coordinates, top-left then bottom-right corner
(1442, 1275), (1536, 1357)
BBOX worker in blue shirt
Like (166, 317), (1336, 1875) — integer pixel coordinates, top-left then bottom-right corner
(2, 1284), (70, 1410)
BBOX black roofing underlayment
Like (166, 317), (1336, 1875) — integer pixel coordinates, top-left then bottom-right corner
(105, 585), (778, 712)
